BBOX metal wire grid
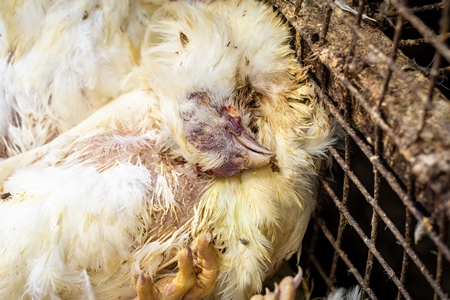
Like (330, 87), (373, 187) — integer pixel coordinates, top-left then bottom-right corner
(270, 0), (450, 299)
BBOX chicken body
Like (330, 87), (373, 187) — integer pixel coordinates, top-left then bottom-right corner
(0, 0), (152, 158)
(0, 1), (335, 299)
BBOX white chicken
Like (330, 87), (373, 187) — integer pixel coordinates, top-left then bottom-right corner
(0, 0), (335, 299)
(250, 269), (364, 300)
(0, 0), (152, 158)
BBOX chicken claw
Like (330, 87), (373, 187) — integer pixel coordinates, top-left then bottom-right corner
(135, 234), (219, 300)
(250, 268), (303, 300)
(183, 234), (220, 299)
(135, 247), (196, 300)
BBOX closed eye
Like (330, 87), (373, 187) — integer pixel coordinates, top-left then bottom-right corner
(192, 125), (215, 144)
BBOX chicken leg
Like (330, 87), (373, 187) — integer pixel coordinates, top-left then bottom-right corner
(135, 234), (219, 300)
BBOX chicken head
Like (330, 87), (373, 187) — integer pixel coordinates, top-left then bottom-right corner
(180, 91), (273, 177)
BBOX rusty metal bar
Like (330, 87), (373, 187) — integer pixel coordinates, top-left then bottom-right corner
(329, 88), (352, 288)
(410, 2), (444, 13)
(372, 16), (401, 295)
(399, 33), (450, 47)
(377, 10), (404, 108)
(305, 221), (319, 272)
(397, 208), (412, 300)
(321, 180), (411, 300)
(303, 183), (334, 290)
(397, 175), (414, 300)
(384, 2), (444, 17)
(434, 218), (448, 300)
(320, 4), (333, 45)
(311, 78), (450, 264)
(389, 0), (450, 64)
(327, 137), (349, 284)
(329, 71), (398, 143)
(346, 0), (366, 60)
(363, 127), (382, 300)
(355, 0), (366, 24)
(328, 192), (347, 286)
(369, 22), (400, 292)
(420, 0), (450, 135)
(327, 146), (449, 300)
(315, 214), (378, 300)
(304, 246), (336, 291)
(423, 66), (450, 77)
(362, 170), (379, 299)
(306, 195), (321, 274)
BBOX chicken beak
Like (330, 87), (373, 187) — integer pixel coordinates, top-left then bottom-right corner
(231, 133), (273, 169)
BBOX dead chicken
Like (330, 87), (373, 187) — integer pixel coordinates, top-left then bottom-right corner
(0, 0), (335, 299)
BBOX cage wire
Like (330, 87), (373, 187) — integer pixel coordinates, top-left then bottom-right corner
(268, 0), (450, 299)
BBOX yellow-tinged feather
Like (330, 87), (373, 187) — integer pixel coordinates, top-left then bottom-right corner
(0, 1), (335, 299)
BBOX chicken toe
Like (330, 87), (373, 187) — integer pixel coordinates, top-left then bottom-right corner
(135, 247), (197, 300)
(250, 268), (303, 300)
(135, 274), (156, 300)
(135, 234), (220, 300)
(183, 233), (220, 300)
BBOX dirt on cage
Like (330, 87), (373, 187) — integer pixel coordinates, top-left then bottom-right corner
(268, 0), (450, 299)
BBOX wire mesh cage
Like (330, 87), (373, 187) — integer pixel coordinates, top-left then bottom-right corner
(269, 0), (450, 299)
(0, 0), (448, 299)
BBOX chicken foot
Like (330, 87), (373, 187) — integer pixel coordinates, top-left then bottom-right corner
(135, 234), (219, 300)
(250, 268), (303, 300)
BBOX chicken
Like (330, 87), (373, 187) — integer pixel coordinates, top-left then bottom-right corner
(0, 0), (335, 299)
(250, 269), (303, 300)
(0, 0), (152, 158)
(250, 269), (364, 300)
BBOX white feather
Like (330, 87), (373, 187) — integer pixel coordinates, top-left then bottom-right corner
(0, 0), (154, 157)
(326, 286), (365, 300)
(0, 1), (336, 299)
